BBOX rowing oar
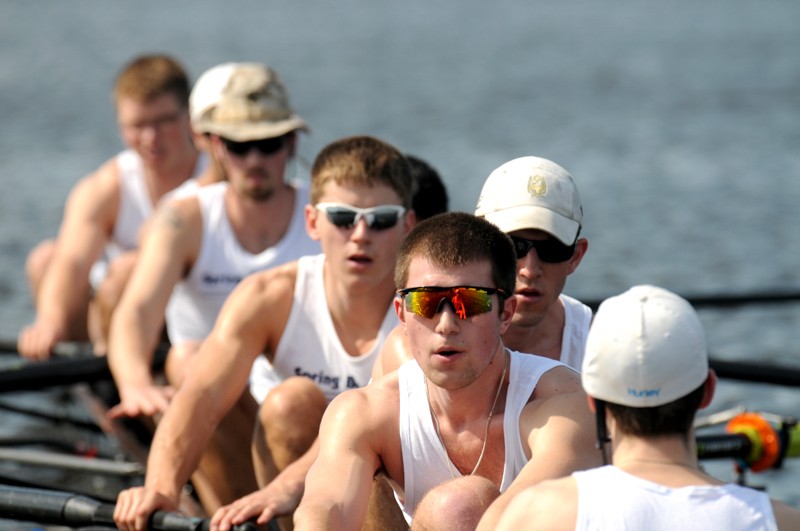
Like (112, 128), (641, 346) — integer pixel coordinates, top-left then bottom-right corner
(0, 344), (169, 393)
(582, 288), (800, 311)
(2, 348), (799, 391)
(0, 484), (258, 530)
(0, 340), (95, 357)
(697, 412), (800, 472)
(708, 358), (800, 388)
(0, 447), (144, 477)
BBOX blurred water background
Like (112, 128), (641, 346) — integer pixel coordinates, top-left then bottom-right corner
(0, 0), (798, 508)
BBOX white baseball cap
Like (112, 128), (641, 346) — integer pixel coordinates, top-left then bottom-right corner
(474, 156), (583, 245)
(582, 285), (709, 407)
(190, 63), (308, 141)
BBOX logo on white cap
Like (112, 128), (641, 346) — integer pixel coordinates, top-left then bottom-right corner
(474, 156), (582, 245)
(527, 175), (547, 197)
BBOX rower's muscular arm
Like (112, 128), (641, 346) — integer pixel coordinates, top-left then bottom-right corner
(477, 367), (600, 531)
(18, 164), (118, 359)
(107, 199), (201, 418)
(295, 389), (384, 530)
(114, 271), (294, 530)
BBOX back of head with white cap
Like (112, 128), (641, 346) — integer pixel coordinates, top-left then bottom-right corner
(581, 285), (709, 408)
(474, 156), (583, 245)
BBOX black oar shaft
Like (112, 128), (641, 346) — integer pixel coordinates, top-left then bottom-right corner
(709, 359), (800, 388)
(0, 345), (169, 393)
(0, 485), (100, 526)
(582, 289), (800, 311)
(0, 447), (144, 476)
(0, 355), (109, 392)
(0, 485), (257, 530)
(0, 340), (94, 356)
(3, 351), (799, 391)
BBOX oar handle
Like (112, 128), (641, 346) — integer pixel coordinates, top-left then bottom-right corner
(0, 485), (257, 531)
(0, 343), (169, 393)
(699, 412), (800, 472)
(93, 502), (259, 531)
(697, 413), (800, 472)
(696, 433), (752, 461)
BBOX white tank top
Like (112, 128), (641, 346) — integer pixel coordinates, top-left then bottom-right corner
(573, 465), (778, 531)
(164, 181), (320, 344)
(269, 254), (399, 402)
(89, 150), (207, 288)
(111, 149), (208, 254)
(395, 351), (564, 522)
(559, 294), (592, 371)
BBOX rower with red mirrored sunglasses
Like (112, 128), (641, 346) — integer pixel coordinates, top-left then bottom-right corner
(297, 212), (599, 529)
(372, 156), (591, 387)
(397, 285), (507, 320)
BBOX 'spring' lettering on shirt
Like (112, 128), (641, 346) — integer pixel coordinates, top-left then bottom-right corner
(202, 273), (243, 285)
(294, 367), (363, 391)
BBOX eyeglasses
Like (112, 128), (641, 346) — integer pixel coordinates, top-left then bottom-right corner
(120, 110), (184, 133)
(221, 135), (287, 157)
(510, 235), (575, 263)
(316, 203), (406, 231)
(397, 286), (506, 320)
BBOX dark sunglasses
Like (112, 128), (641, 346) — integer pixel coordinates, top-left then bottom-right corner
(316, 203), (406, 231)
(221, 135), (287, 156)
(510, 235), (575, 263)
(397, 286), (506, 320)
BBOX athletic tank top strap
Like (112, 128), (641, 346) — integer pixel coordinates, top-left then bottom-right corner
(112, 149), (152, 253)
(396, 360), (453, 523)
(559, 294), (593, 371)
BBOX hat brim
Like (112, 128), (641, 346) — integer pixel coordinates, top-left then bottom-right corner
(202, 115), (309, 141)
(482, 206), (580, 245)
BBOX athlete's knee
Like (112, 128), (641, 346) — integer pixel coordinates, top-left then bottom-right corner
(96, 254), (137, 311)
(25, 239), (55, 292)
(412, 476), (498, 531)
(259, 376), (326, 425)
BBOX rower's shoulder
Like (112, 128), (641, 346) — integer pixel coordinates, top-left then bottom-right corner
(238, 260), (300, 296)
(521, 362), (590, 428)
(534, 363), (583, 400)
(496, 477), (578, 531)
(66, 157), (121, 209)
(373, 325), (411, 380)
(222, 261), (304, 317)
(211, 262), (302, 353)
(336, 370), (400, 415)
(368, 367), (402, 396)
(325, 374), (400, 438)
(244, 260), (299, 291)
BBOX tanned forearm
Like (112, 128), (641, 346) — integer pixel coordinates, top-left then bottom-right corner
(37, 258), (93, 337)
(108, 302), (163, 389)
(144, 385), (221, 502)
